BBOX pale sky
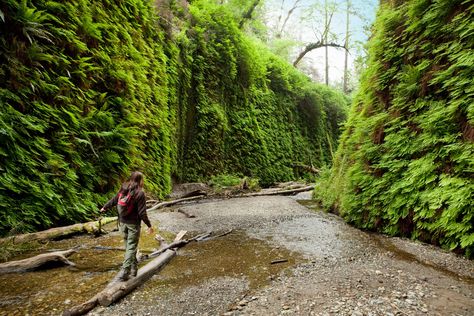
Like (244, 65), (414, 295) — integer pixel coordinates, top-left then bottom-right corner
(264, 0), (378, 86)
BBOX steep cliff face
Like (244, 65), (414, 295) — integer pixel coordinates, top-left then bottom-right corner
(0, 0), (347, 234)
(315, 0), (474, 256)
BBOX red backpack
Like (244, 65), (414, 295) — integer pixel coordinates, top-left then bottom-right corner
(117, 191), (134, 217)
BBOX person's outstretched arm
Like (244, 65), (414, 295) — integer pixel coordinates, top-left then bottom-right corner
(100, 193), (119, 212)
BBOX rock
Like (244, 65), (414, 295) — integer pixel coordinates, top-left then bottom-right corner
(169, 183), (209, 199)
(375, 270), (382, 275)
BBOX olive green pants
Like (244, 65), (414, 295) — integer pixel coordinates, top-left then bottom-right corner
(119, 223), (140, 271)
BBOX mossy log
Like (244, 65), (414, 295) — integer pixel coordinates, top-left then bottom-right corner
(0, 248), (77, 274)
(0, 217), (117, 244)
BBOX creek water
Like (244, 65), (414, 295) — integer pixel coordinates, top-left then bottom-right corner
(1, 197), (472, 316)
(0, 225), (300, 315)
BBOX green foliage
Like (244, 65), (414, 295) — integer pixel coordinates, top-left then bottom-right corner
(209, 174), (242, 190)
(209, 174), (260, 192)
(174, 2), (348, 186)
(0, 0), (173, 234)
(0, 0), (347, 235)
(315, 0), (474, 257)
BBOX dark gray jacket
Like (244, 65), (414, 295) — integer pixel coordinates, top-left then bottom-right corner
(103, 190), (151, 228)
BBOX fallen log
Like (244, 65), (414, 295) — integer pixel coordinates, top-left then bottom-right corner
(0, 217), (117, 245)
(147, 195), (205, 212)
(141, 231), (209, 262)
(212, 229), (233, 239)
(0, 248), (77, 274)
(99, 249), (176, 306)
(63, 250), (176, 316)
(63, 231), (187, 316)
(240, 185), (314, 197)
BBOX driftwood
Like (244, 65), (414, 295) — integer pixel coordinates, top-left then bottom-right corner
(0, 248), (77, 274)
(63, 232), (188, 316)
(147, 195), (205, 212)
(177, 208), (196, 218)
(63, 249), (176, 316)
(0, 217), (117, 245)
(270, 259), (288, 264)
(241, 185), (314, 197)
(212, 229), (233, 239)
(142, 231), (209, 261)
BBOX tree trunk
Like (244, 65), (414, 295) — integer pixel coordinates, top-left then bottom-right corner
(325, 0), (329, 86)
(343, 0), (350, 93)
(0, 248), (77, 274)
(0, 217), (116, 244)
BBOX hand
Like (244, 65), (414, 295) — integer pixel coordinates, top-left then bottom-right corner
(100, 207), (106, 213)
(146, 227), (154, 235)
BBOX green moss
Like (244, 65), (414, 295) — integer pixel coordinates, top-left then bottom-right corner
(0, 0), (347, 235)
(315, 0), (474, 257)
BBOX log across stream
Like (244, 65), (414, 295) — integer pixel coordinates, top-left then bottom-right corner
(0, 226), (300, 315)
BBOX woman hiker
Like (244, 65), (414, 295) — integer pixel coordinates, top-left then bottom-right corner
(100, 171), (154, 281)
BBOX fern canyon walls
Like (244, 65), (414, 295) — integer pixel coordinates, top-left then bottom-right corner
(315, 0), (474, 257)
(0, 0), (348, 234)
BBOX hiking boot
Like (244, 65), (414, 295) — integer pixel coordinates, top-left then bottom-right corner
(114, 269), (130, 282)
(130, 264), (138, 277)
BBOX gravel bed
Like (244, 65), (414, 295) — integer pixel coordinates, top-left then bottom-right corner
(94, 195), (474, 316)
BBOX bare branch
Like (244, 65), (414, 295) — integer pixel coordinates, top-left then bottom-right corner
(278, 0), (303, 37)
(276, 0), (286, 30)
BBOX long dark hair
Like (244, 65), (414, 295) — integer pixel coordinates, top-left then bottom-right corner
(120, 171), (144, 196)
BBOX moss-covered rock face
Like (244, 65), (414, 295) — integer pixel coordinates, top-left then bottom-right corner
(315, 0), (474, 257)
(0, 0), (347, 234)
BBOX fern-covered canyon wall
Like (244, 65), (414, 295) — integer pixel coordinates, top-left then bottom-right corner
(0, 0), (347, 235)
(315, 0), (474, 257)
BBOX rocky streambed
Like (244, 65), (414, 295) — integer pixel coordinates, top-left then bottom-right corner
(1, 193), (473, 316)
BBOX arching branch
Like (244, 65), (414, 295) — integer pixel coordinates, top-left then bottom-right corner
(293, 42), (347, 67)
